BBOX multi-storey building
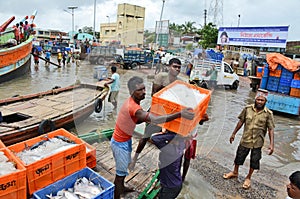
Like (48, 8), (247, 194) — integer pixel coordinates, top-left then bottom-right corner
(100, 3), (145, 47)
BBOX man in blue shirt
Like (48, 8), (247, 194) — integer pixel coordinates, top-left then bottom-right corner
(104, 66), (120, 111)
(151, 131), (186, 199)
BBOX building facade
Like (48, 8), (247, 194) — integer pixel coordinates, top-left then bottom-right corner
(100, 3), (145, 47)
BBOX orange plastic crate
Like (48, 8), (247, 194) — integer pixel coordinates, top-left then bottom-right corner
(269, 69), (282, 77)
(84, 142), (97, 168)
(8, 128), (86, 194)
(256, 67), (263, 78)
(0, 148), (26, 199)
(151, 80), (211, 136)
(256, 72), (263, 78)
(0, 139), (5, 149)
(294, 73), (300, 80)
(290, 88), (300, 98)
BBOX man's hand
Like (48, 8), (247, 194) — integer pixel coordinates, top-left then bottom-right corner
(229, 134), (235, 144)
(128, 153), (139, 172)
(199, 113), (209, 125)
(268, 145), (274, 155)
(128, 160), (136, 172)
(181, 108), (195, 120)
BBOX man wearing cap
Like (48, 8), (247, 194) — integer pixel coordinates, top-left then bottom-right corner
(223, 89), (275, 189)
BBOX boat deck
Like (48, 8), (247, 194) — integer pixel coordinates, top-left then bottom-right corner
(94, 134), (160, 195)
(0, 86), (104, 131)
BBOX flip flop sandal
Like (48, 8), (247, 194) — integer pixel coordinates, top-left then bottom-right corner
(242, 179), (251, 189)
(223, 172), (238, 179)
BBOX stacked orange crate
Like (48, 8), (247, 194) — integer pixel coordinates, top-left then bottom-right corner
(151, 80), (211, 136)
(0, 148), (26, 199)
(8, 128), (86, 194)
(290, 78), (300, 98)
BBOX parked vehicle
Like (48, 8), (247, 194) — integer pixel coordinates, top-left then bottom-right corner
(51, 42), (69, 54)
(252, 53), (300, 116)
(114, 49), (158, 69)
(88, 46), (117, 65)
(189, 59), (239, 89)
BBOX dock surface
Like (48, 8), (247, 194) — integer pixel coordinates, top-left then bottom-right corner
(94, 134), (160, 195)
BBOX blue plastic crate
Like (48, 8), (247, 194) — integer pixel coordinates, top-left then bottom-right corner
(33, 167), (114, 199)
(276, 64), (283, 70)
(279, 77), (292, 87)
(260, 76), (268, 89)
(263, 66), (269, 77)
(266, 76), (279, 92)
(278, 85), (290, 95)
(291, 79), (300, 88)
(281, 68), (294, 79)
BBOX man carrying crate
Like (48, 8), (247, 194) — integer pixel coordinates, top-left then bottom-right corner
(111, 76), (194, 199)
(129, 58), (209, 182)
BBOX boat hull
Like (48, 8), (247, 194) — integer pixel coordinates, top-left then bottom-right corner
(0, 36), (33, 83)
(0, 83), (109, 146)
(0, 55), (31, 83)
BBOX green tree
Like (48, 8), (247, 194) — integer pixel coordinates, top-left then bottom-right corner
(144, 30), (156, 45)
(169, 22), (183, 36)
(198, 22), (218, 49)
(80, 26), (100, 39)
(182, 21), (197, 34)
(81, 26), (93, 35)
(185, 43), (193, 51)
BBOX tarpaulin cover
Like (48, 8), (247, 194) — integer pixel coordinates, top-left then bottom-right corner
(266, 53), (300, 72)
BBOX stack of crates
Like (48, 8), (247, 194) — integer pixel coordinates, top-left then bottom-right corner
(263, 64), (296, 95)
(7, 128), (87, 195)
(278, 68), (293, 95)
(0, 148), (27, 199)
(290, 77), (300, 97)
(266, 64), (282, 92)
(261, 63), (300, 115)
(260, 65), (269, 89)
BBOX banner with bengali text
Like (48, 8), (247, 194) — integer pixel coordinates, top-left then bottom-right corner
(217, 26), (289, 48)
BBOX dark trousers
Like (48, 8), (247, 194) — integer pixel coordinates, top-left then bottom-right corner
(159, 184), (182, 199)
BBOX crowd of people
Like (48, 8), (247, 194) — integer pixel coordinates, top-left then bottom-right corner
(102, 57), (299, 199)
(13, 20), (34, 44)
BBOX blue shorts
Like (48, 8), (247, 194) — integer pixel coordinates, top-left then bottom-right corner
(110, 137), (132, 176)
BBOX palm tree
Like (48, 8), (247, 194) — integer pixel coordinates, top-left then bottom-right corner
(169, 22), (183, 36)
(182, 21), (197, 35)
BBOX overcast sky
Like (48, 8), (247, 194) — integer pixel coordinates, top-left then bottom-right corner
(0, 0), (298, 41)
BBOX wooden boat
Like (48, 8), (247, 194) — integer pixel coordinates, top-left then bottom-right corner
(0, 16), (34, 83)
(0, 82), (109, 146)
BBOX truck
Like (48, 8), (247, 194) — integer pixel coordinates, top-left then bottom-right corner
(251, 53), (300, 116)
(189, 59), (240, 89)
(114, 49), (158, 69)
(88, 46), (117, 65)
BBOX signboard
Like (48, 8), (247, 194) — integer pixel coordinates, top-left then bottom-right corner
(217, 26), (289, 48)
(157, 34), (169, 47)
(155, 20), (169, 34)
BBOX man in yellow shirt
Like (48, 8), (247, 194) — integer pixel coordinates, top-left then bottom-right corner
(223, 89), (275, 189)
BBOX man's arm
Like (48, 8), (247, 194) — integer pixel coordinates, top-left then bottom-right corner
(135, 108), (194, 124)
(230, 120), (244, 144)
(104, 77), (114, 87)
(151, 83), (163, 96)
(267, 128), (274, 155)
